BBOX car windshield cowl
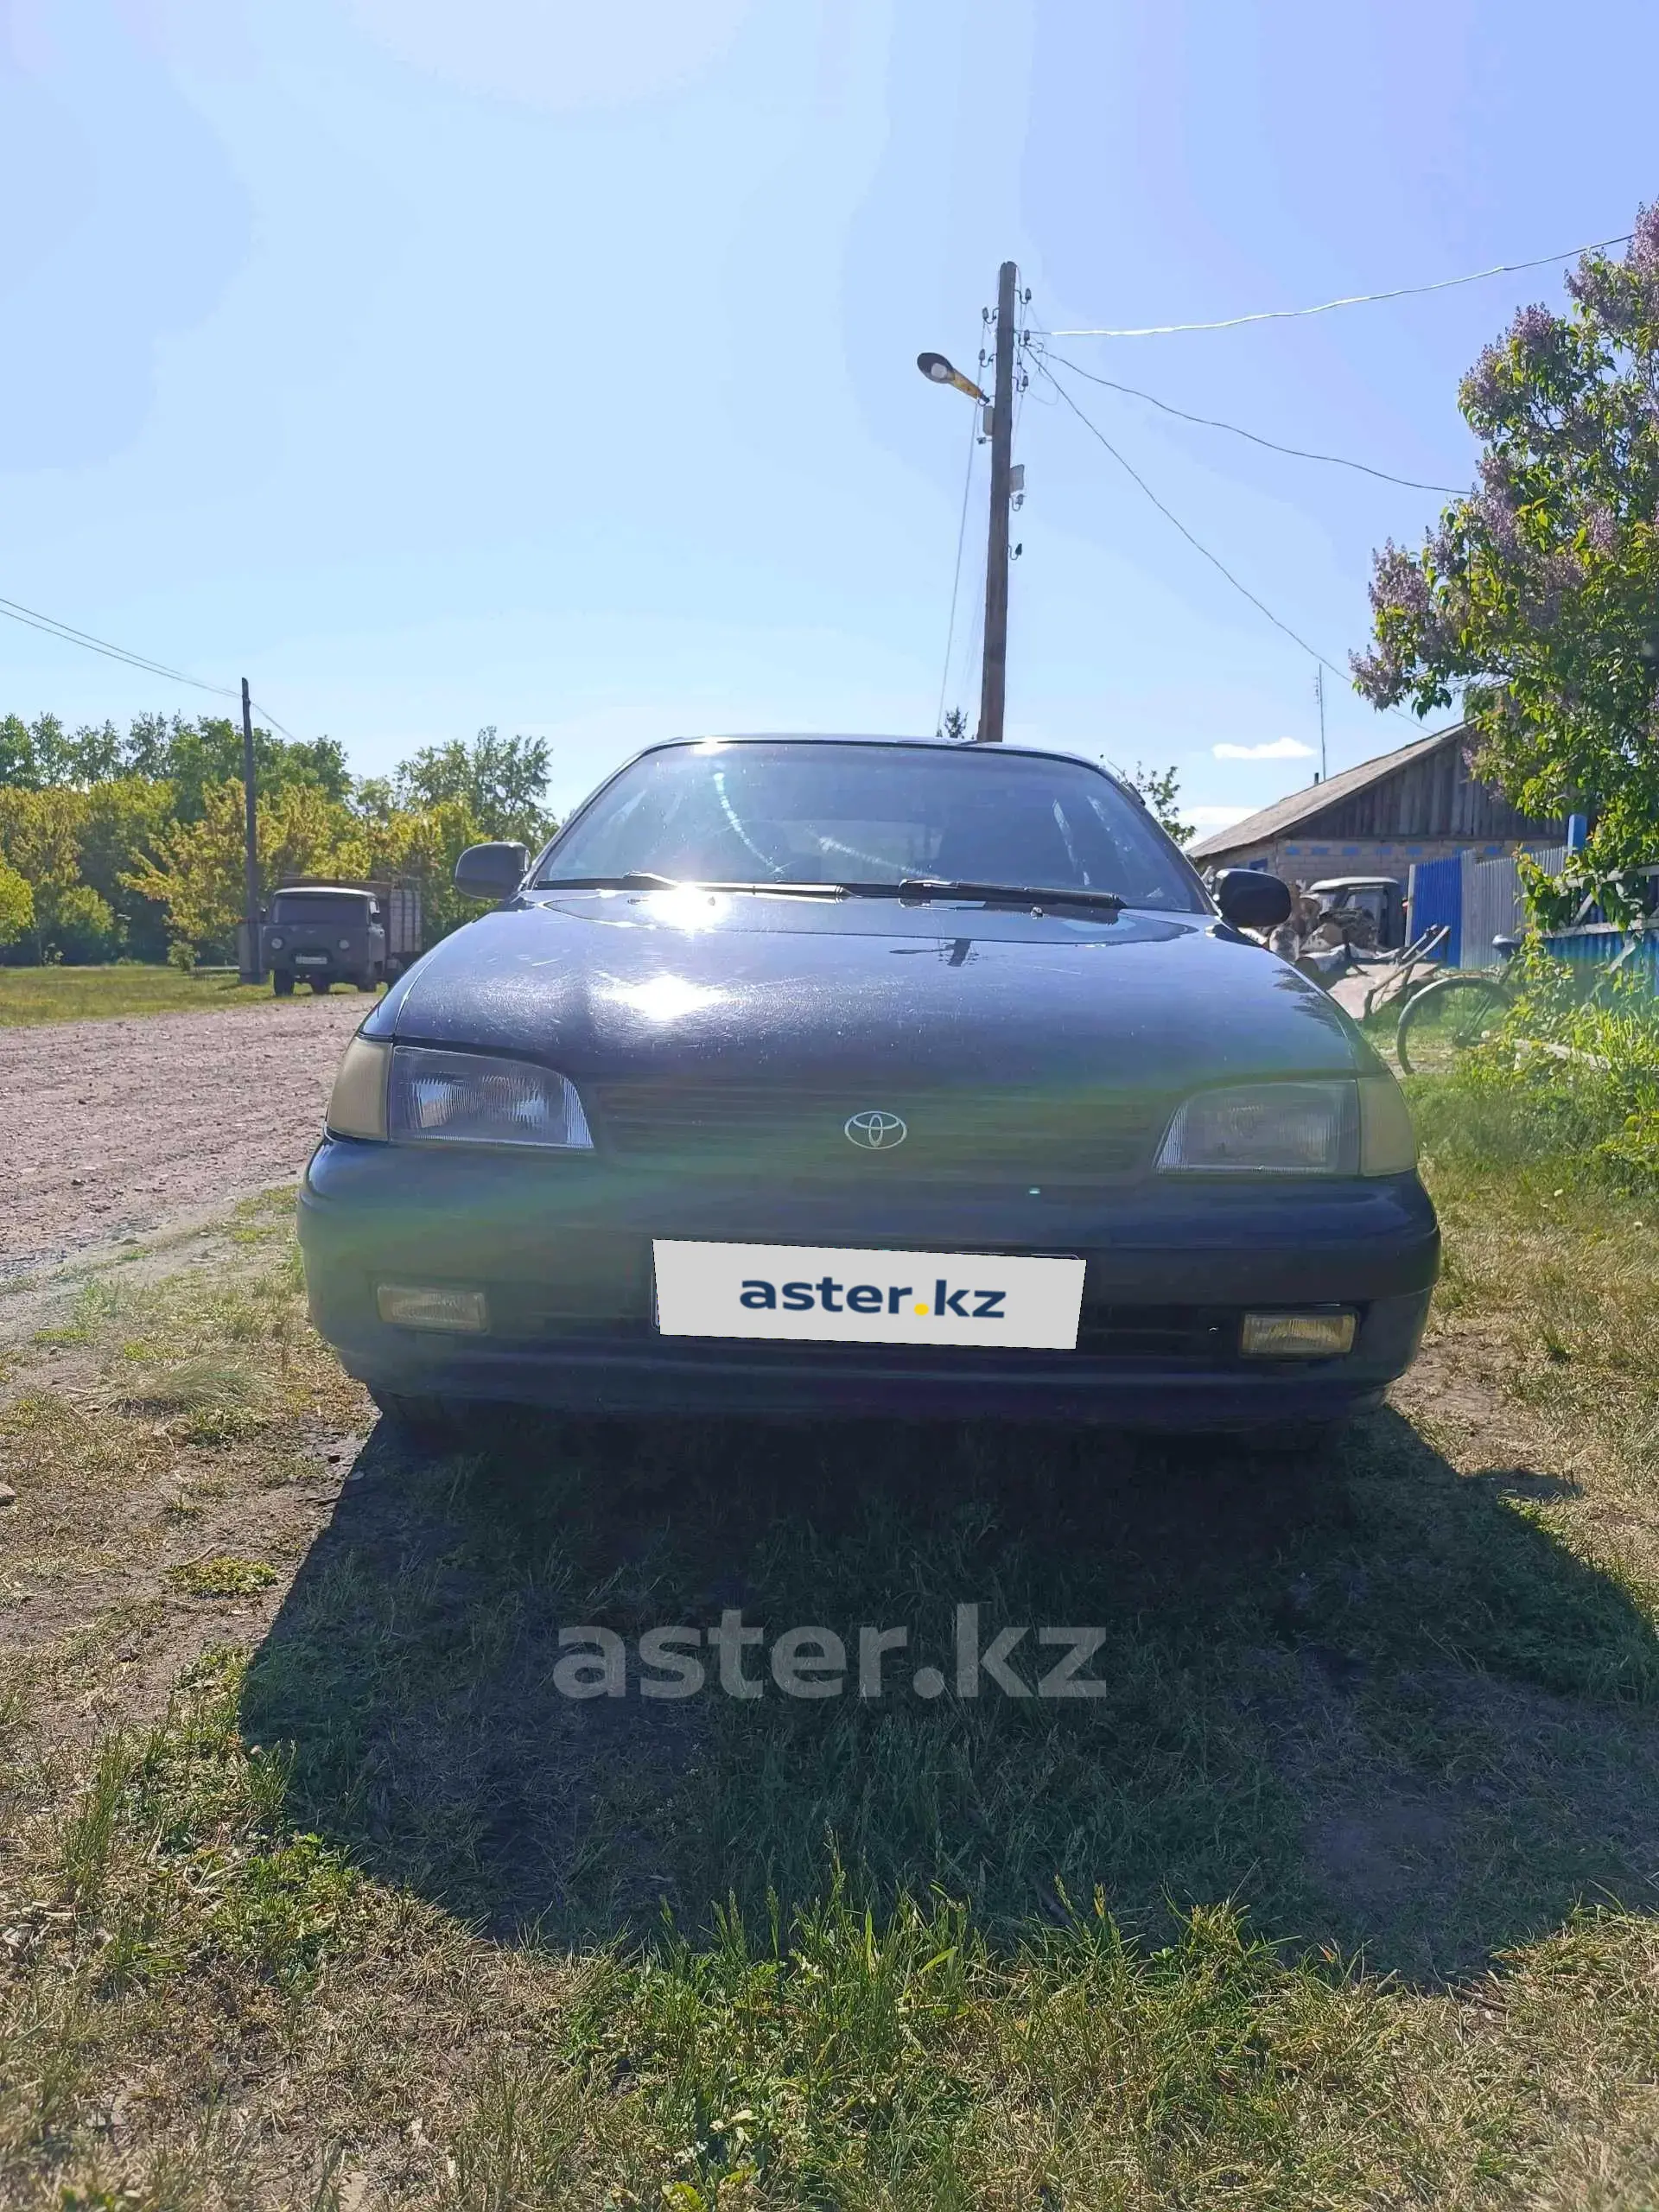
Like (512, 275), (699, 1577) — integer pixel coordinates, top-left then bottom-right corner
(533, 873), (1125, 915)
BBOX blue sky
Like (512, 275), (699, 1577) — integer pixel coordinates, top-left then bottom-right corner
(3, 0), (1655, 831)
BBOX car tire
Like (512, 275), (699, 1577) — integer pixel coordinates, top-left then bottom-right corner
(355, 971), (377, 992)
(272, 972), (295, 996)
(307, 977), (331, 993)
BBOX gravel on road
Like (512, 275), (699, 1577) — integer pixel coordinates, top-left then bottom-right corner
(0, 994), (367, 1271)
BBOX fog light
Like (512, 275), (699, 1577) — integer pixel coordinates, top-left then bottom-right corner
(1240, 1310), (1356, 1359)
(376, 1283), (489, 1333)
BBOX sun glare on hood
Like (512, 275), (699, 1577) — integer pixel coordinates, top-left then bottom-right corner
(606, 974), (728, 1024)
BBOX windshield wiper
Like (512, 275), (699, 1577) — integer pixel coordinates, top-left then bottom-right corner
(534, 874), (1124, 915)
(893, 877), (1124, 916)
(534, 872), (681, 892)
(537, 874), (850, 899)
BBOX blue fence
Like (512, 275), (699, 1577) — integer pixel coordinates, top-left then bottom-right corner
(1539, 925), (1659, 993)
(1406, 855), (1463, 966)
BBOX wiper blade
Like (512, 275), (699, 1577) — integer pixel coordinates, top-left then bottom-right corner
(537, 874), (850, 899)
(894, 877), (1125, 915)
(536, 873), (682, 891)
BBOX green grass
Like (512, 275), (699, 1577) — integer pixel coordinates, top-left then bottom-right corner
(0, 964), (323, 1025)
(9, 1104), (1659, 2202)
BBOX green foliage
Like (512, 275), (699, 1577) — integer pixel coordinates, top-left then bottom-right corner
(1124, 759), (1194, 845)
(45, 886), (118, 963)
(0, 713), (124, 788)
(0, 858), (31, 949)
(391, 726), (556, 847)
(1408, 944), (1659, 1185)
(1353, 207), (1659, 919)
(0, 712), (557, 963)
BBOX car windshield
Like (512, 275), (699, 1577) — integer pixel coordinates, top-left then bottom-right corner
(270, 894), (371, 922)
(534, 741), (1203, 912)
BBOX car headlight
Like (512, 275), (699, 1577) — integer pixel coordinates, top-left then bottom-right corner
(388, 1045), (593, 1150)
(268, 933), (284, 950)
(1156, 1077), (1416, 1176)
(339, 936), (351, 949)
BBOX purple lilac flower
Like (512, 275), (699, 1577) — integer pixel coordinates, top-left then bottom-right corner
(1478, 451), (1516, 499)
(1512, 302), (1559, 357)
(1631, 200), (1659, 273)
(1462, 343), (1506, 415)
(1350, 645), (1403, 703)
(1367, 541), (1432, 621)
(1584, 503), (1617, 554)
(1474, 488), (1521, 555)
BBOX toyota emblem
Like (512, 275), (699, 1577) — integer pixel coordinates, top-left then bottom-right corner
(844, 1109), (907, 1150)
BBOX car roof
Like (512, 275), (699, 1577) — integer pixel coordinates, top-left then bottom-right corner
(1308, 875), (1401, 890)
(630, 732), (1128, 779)
(273, 884), (373, 898)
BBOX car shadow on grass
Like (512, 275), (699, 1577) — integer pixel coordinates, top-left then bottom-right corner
(242, 1404), (1659, 1983)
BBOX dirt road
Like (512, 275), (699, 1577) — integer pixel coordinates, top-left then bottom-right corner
(0, 994), (367, 1272)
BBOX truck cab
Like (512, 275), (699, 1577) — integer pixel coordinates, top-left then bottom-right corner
(263, 887), (385, 995)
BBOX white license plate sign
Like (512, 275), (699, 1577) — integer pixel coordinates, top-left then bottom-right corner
(652, 1240), (1085, 1350)
(294, 953), (329, 964)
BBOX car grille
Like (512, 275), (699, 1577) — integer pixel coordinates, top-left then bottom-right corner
(588, 1083), (1167, 1183)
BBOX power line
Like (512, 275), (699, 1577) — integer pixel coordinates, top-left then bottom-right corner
(0, 591), (308, 746)
(1043, 231), (1634, 338)
(0, 594), (237, 698)
(1036, 357), (1413, 718)
(1039, 350), (1463, 494)
(248, 699), (304, 746)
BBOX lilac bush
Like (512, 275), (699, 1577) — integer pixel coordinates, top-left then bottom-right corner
(1352, 206), (1659, 918)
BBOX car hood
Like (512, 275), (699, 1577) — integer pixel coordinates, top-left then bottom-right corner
(370, 891), (1370, 1093)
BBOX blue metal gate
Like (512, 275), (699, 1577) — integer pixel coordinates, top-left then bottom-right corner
(1407, 855), (1463, 967)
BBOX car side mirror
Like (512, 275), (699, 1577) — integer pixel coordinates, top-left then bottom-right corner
(454, 842), (529, 901)
(1214, 868), (1293, 932)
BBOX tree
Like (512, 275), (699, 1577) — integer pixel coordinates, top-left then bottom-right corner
(0, 860), (32, 950)
(939, 707), (969, 742)
(153, 717), (352, 822)
(80, 778), (177, 962)
(392, 728), (555, 846)
(0, 786), (93, 961)
(1124, 760), (1193, 846)
(0, 713), (124, 788)
(126, 780), (370, 963)
(1351, 206), (1659, 919)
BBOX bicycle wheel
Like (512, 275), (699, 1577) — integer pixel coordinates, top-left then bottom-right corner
(1395, 974), (1510, 1075)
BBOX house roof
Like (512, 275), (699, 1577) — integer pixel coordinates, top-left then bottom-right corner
(1186, 722), (1464, 861)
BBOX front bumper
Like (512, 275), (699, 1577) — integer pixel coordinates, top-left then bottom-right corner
(297, 1138), (1439, 1427)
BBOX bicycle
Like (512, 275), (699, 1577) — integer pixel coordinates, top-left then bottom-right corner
(1394, 960), (1514, 1073)
(1394, 928), (1647, 1075)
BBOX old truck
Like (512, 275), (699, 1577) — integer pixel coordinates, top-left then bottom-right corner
(261, 879), (422, 996)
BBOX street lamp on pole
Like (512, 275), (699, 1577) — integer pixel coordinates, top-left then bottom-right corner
(918, 260), (1019, 741)
(915, 351), (988, 404)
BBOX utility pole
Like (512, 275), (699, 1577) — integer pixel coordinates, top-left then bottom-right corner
(976, 259), (1019, 742)
(1314, 666), (1327, 783)
(239, 677), (262, 983)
